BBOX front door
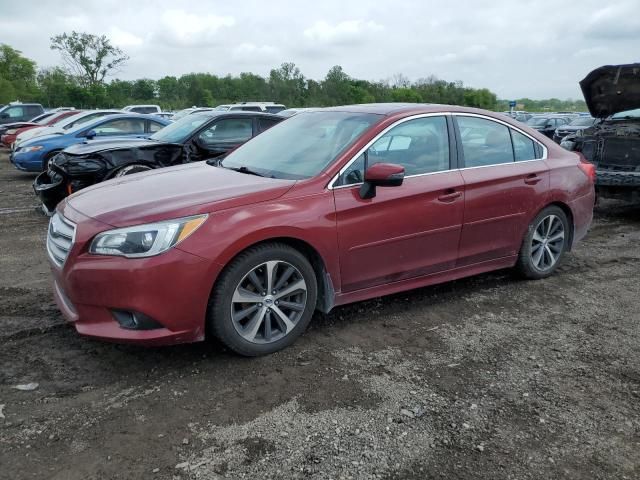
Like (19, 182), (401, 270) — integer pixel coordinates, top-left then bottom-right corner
(333, 115), (465, 292)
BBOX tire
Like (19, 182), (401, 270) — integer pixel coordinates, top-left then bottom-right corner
(516, 206), (570, 279)
(208, 243), (318, 356)
(114, 164), (152, 177)
(42, 150), (61, 172)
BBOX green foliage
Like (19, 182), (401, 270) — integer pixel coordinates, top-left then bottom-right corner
(2, 38), (581, 113)
(0, 44), (37, 102)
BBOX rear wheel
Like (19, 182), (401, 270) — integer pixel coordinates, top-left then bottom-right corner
(516, 206), (569, 279)
(208, 243), (317, 356)
(114, 164), (152, 177)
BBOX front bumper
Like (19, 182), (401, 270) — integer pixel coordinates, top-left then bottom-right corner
(49, 209), (223, 346)
(33, 170), (68, 213)
(10, 150), (43, 172)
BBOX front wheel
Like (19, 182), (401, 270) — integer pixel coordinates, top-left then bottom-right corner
(516, 206), (570, 279)
(208, 243), (318, 356)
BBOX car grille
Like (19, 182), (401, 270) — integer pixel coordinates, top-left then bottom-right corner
(47, 213), (76, 267)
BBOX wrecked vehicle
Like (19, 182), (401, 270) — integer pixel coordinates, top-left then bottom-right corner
(562, 63), (640, 201)
(33, 111), (284, 212)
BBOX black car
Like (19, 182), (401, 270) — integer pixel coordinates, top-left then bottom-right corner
(34, 111), (284, 211)
(0, 103), (44, 125)
(562, 63), (640, 202)
(525, 115), (571, 138)
(552, 116), (596, 143)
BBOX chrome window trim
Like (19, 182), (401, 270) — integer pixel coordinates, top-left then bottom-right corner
(327, 112), (451, 190)
(327, 112), (548, 190)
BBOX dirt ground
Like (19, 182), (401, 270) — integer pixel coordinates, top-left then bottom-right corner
(0, 149), (638, 480)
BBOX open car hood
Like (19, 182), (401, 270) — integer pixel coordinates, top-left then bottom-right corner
(580, 63), (640, 118)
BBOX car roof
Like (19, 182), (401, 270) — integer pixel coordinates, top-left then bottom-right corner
(317, 103), (526, 119)
(191, 111), (284, 120)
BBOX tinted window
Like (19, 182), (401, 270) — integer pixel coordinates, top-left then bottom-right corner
(198, 118), (253, 144)
(130, 107), (158, 114)
(93, 118), (146, 136)
(511, 129), (536, 161)
(265, 106), (285, 113)
(240, 106), (262, 112)
(6, 106), (24, 118)
(457, 116), (514, 167)
(337, 116), (450, 185)
(150, 113), (210, 143)
(257, 118), (281, 132)
(148, 120), (165, 133)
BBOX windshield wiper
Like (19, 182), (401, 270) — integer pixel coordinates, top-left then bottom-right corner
(226, 166), (265, 177)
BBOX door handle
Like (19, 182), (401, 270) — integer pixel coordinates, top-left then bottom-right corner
(437, 189), (462, 202)
(524, 174), (542, 185)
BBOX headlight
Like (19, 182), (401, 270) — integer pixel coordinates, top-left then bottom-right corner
(89, 215), (207, 258)
(21, 145), (44, 153)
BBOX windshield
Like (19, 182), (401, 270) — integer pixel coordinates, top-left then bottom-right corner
(568, 117), (595, 126)
(611, 108), (640, 119)
(526, 117), (550, 126)
(172, 108), (195, 121)
(222, 111), (381, 180)
(149, 113), (210, 143)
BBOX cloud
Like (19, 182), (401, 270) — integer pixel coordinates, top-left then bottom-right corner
(232, 43), (280, 64)
(109, 27), (143, 48)
(583, 3), (640, 39)
(430, 45), (489, 64)
(303, 19), (383, 46)
(159, 9), (235, 47)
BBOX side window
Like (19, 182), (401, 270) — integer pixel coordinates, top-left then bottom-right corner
(6, 106), (24, 118)
(198, 118), (253, 145)
(27, 106), (42, 117)
(257, 118), (280, 132)
(457, 116), (514, 167)
(93, 118), (146, 136)
(148, 121), (164, 133)
(240, 106), (262, 112)
(511, 129), (536, 161)
(337, 116), (450, 185)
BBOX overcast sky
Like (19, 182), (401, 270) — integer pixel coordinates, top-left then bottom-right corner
(1, 0), (639, 100)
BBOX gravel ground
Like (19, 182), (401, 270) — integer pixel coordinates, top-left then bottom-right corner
(0, 150), (638, 480)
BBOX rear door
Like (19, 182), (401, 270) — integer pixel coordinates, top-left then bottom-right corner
(333, 115), (465, 292)
(454, 114), (549, 267)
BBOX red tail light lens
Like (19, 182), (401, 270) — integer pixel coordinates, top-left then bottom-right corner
(577, 154), (596, 184)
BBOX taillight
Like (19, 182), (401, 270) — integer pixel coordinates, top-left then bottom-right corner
(577, 154), (596, 184)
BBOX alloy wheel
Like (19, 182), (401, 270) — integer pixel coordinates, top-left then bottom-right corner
(231, 260), (307, 344)
(530, 214), (565, 271)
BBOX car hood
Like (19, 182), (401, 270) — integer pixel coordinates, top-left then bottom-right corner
(17, 126), (61, 142)
(64, 162), (296, 227)
(64, 138), (163, 155)
(580, 63), (640, 118)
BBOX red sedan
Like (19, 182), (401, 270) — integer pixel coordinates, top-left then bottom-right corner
(47, 104), (595, 355)
(1, 110), (79, 148)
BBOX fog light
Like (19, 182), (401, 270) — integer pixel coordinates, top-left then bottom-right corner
(111, 310), (163, 330)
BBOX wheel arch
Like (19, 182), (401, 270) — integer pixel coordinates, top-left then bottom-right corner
(546, 201), (575, 250)
(211, 236), (336, 314)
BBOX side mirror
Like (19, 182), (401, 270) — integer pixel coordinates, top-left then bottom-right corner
(84, 129), (97, 140)
(359, 163), (405, 199)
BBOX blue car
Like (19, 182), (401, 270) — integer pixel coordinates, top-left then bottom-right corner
(10, 114), (170, 172)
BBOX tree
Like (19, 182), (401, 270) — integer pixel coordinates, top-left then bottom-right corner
(50, 31), (128, 87)
(36, 67), (75, 107)
(0, 44), (37, 101)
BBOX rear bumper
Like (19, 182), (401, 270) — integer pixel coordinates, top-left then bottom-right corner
(568, 190), (595, 247)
